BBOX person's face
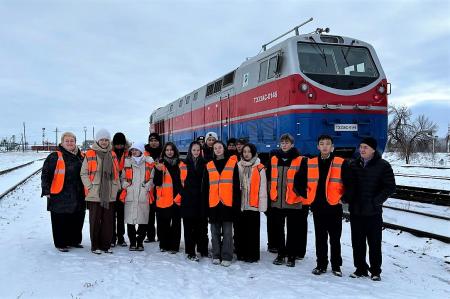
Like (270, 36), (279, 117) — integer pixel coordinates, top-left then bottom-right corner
(198, 140), (205, 147)
(317, 139), (333, 156)
(131, 148), (142, 157)
(206, 137), (216, 147)
(149, 138), (160, 149)
(191, 144), (201, 158)
(280, 140), (293, 152)
(227, 143), (236, 151)
(165, 145), (174, 158)
(62, 136), (76, 152)
(213, 143), (224, 156)
(98, 138), (110, 149)
(359, 144), (375, 160)
(114, 144), (125, 150)
(242, 146), (253, 161)
(236, 143), (244, 153)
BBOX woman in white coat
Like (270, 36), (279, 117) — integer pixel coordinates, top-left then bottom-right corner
(120, 142), (154, 251)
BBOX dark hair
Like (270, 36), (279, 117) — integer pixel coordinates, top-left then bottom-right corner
(161, 142), (179, 159)
(236, 137), (248, 145)
(242, 143), (257, 159)
(186, 141), (203, 162)
(317, 134), (333, 144)
(279, 133), (294, 143)
(227, 138), (237, 146)
(212, 141), (227, 158)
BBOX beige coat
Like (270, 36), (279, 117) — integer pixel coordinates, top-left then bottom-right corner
(238, 158), (268, 212)
(80, 143), (120, 203)
(121, 156), (154, 224)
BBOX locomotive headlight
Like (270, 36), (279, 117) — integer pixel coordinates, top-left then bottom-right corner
(308, 93), (314, 99)
(377, 85), (386, 94)
(300, 83), (309, 93)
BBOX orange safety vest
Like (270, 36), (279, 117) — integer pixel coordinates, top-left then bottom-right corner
(84, 149), (119, 196)
(248, 163), (265, 208)
(156, 161), (187, 208)
(117, 150), (129, 172)
(207, 157), (238, 208)
(50, 151), (65, 194)
(304, 156), (344, 205)
(119, 160), (154, 203)
(269, 155), (304, 204)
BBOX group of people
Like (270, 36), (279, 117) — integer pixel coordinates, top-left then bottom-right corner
(41, 129), (395, 281)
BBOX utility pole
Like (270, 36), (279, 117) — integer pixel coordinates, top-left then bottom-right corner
(83, 126), (87, 151)
(42, 128), (46, 146)
(23, 122), (26, 151)
(54, 127), (59, 147)
(92, 126), (95, 140)
(21, 134), (24, 152)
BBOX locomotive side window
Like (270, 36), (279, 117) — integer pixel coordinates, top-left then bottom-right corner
(213, 79), (222, 93)
(170, 104), (174, 112)
(223, 71), (235, 87)
(259, 60), (268, 82)
(206, 84), (214, 97)
(179, 99), (183, 108)
(298, 42), (379, 90)
(185, 95), (190, 105)
(267, 56), (279, 79)
(193, 92), (198, 101)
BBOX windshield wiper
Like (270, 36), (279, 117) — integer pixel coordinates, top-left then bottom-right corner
(309, 36), (327, 67)
(341, 40), (355, 66)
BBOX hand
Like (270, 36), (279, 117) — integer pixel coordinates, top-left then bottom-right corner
(155, 161), (163, 171)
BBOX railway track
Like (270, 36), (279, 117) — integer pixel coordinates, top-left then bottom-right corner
(395, 173), (450, 180)
(0, 158), (45, 176)
(382, 205), (450, 221)
(392, 185), (450, 206)
(0, 167), (43, 200)
(343, 212), (450, 244)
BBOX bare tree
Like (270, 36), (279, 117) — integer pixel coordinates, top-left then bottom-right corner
(388, 105), (438, 164)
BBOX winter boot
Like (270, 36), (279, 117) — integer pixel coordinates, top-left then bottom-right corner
(286, 256), (296, 267)
(273, 255), (285, 265)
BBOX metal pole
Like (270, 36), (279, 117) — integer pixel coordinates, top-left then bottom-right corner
(83, 126), (87, 151)
(262, 17), (313, 51)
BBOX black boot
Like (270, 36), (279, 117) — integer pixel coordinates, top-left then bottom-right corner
(273, 255), (285, 265)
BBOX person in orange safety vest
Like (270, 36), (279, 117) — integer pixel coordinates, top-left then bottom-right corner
(201, 141), (240, 267)
(266, 133), (308, 268)
(153, 142), (186, 253)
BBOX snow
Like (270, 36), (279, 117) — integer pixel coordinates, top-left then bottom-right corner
(385, 198), (450, 219)
(0, 151), (448, 298)
(0, 151), (48, 172)
(0, 174), (449, 298)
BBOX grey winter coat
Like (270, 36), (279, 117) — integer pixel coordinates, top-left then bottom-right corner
(121, 156), (154, 224)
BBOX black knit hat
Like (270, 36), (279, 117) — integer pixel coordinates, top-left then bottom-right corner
(360, 137), (377, 150)
(112, 132), (126, 146)
(236, 138), (248, 145)
(196, 136), (205, 141)
(148, 133), (161, 143)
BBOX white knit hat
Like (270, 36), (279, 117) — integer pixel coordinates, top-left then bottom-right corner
(130, 142), (146, 154)
(95, 128), (111, 142)
(206, 131), (218, 140)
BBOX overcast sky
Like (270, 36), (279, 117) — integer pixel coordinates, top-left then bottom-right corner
(1, 0), (449, 145)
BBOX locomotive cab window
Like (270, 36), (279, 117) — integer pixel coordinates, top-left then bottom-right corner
(259, 60), (268, 82)
(193, 92), (198, 101)
(297, 42), (379, 90)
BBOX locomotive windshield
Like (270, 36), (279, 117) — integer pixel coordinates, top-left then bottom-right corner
(298, 42), (379, 90)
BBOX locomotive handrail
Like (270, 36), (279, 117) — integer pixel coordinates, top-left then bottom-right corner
(323, 104), (342, 110)
(353, 104), (372, 110)
(262, 17), (313, 51)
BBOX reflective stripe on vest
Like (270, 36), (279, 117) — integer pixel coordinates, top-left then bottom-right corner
(50, 151), (65, 194)
(119, 161), (154, 202)
(248, 163), (265, 208)
(84, 149), (119, 196)
(117, 150), (129, 172)
(156, 162), (187, 208)
(269, 155), (304, 204)
(207, 158), (237, 208)
(304, 156), (344, 205)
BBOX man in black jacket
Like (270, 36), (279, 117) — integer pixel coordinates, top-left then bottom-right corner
(347, 137), (396, 281)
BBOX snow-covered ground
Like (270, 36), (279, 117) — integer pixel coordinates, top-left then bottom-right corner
(385, 198), (450, 219)
(0, 151), (448, 298)
(383, 152), (450, 190)
(0, 174), (449, 298)
(0, 151), (48, 171)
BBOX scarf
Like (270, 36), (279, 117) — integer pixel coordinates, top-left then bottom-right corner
(133, 155), (144, 164)
(239, 156), (258, 208)
(97, 147), (113, 209)
(164, 156), (178, 166)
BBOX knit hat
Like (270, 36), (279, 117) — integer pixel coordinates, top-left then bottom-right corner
(360, 137), (377, 151)
(196, 136), (205, 142)
(95, 128), (111, 142)
(148, 132), (161, 143)
(206, 131), (218, 140)
(130, 142), (146, 154)
(112, 132), (126, 146)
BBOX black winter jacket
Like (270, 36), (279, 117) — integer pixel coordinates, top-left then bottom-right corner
(41, 145), (86, 213)
(180, 157), (206, 218)
(201, 157), (241, 223)
(347, 151), (396, 216)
